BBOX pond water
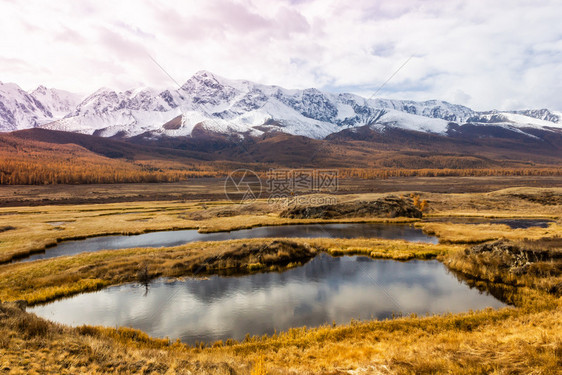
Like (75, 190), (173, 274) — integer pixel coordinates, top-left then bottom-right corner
(20, 223), (437, 262)
(29, 254), (507, 345)
(425, 217), (553, 229)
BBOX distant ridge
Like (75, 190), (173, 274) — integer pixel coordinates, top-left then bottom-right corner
(0, 71), (560, 142)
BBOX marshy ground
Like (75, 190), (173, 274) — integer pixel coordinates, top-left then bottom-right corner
(0, 184), (560, 374)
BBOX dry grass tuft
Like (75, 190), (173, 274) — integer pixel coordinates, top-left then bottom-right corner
(444, 238), (562, 296)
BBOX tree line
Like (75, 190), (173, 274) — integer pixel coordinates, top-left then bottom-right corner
(337, 168), (562, 179)
(0, 159), (221, 185)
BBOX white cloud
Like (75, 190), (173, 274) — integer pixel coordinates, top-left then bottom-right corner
(0, 0), (560, 111)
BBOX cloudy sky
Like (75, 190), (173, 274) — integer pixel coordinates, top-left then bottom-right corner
(1, 0), (561, 111)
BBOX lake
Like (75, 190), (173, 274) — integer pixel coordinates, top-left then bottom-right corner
(29, 254), (507, 345)
(20, 223), (438, 262)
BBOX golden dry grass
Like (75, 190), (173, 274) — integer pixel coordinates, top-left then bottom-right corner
(1, 236), (560, 374)
(1, 290), (560, 374)
(210, 299), (561, 375)
(443, 238), (562, 296)
(1, 187), (560, 263)
(0, 301), (248, 374)
(0, 238), (454, 304)
(0, 198), (419, 263)
(417, 221), (562, 244)
(0, 187), (561, 374)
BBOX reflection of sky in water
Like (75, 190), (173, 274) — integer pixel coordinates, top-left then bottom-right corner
(426, 218), (553, 229)
(21, 223), (437, 262)
(30, 255), (507, 344)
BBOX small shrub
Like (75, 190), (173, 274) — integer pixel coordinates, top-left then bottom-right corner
(212, 340), (223, 348)
(137, 263), (150, 285)
(17, 315), (50, 338)
(76, 325), (99, 337)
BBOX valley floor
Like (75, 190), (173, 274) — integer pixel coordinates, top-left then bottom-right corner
(0, 185), (560, 374)
(1, 175), (562, 207)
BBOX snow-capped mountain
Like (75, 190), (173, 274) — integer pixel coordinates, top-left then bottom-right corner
(49, 87), (185, 137)
(0, 82), (53, 131)
(508, 109), (561, 124)
(29, 86), (82, 119)
(0, 71), (560, 139)
(0, 82), (83, 131)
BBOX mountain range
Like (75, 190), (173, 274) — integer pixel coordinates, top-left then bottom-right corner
(1, 70), (561, 141)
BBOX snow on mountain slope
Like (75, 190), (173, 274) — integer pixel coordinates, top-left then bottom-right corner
(40, 70), (486, 138)
(42, 109), (184, 137)
(0, 82), (53, 131)
(500, 112), (562, 129)
(29, 86), (83, 118)
(465, 111), (562, 131)
(41, 87), (185, 136)
(508, 109), (560, 124)
(373, 109), (450, 133)
(367, 98), (475, 124)
(1, 70), (561, 140)
(150, 97), (342, 139)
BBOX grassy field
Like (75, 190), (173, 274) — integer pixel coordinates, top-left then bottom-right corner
(1, 175), (562, 206)
(0, 186), (561, 374)
(0, 198), (421, 263)
(0, 238), (560, 374)
(1, 186), (560, 262)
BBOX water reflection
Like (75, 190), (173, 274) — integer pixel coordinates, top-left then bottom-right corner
(30, 255), (506, 344)
(20, 223), (437, 262)
(425, 217), (553, 229)
(447, 268), (521, 305)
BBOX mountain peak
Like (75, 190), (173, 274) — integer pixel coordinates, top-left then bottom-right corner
(1, 72), (561, 140)
(191, 70), (224, 82)
(193, 70), (215, 77)
(188, 70), (242, 88)
(32, 85), (48, 94)
(0, 81), (24, 93)
(89, 87), (115, 96)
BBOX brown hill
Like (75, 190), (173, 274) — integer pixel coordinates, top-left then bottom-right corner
(1, 126), (561, 184)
